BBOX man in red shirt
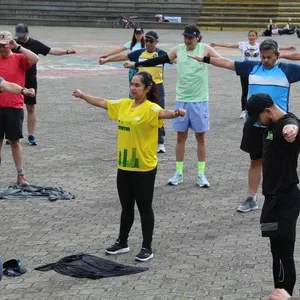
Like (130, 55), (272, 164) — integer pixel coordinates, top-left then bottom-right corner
(0, 31), (39, 185)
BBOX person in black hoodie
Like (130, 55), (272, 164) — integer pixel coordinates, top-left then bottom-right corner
(246, 93), (300, 296)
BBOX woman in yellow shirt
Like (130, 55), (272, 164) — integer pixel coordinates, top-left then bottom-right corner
(72, 71), (185, 262)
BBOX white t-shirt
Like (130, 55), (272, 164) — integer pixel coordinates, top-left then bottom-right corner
(238, 41), (260, 61)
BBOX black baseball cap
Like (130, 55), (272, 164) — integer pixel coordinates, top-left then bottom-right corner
(182, 24), (200, 38)
(15, 23), (28, 38)
(246, 93), (274, 123)
(145, 31), (158, 41)
(134, 27), (143, 34)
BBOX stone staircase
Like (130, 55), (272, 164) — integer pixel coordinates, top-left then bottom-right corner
(198, 0), (300, 31)
(0, 0), (203, 29)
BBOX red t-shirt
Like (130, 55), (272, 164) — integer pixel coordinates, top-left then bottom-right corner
(0, 54), (31, 108)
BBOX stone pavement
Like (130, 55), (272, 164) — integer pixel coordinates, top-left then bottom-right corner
(1, 25), (300, 300)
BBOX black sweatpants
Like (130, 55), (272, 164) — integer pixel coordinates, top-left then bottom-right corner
(270, 236), (296, 295)
(117, 167), (157, 249)
(240, 76), (249, 111)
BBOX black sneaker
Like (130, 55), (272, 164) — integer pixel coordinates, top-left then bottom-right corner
(105, 240), (129, 255)
(135, 248), (153, 262)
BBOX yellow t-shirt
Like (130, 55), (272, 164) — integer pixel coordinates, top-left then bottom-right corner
(107, 98), (164, 171)
(138, 50), (164, 84)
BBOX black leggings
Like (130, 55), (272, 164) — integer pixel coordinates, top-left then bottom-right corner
(270, 236), (296, 295)
(117, 167), (157, 249)
(240, 77), (249, 111)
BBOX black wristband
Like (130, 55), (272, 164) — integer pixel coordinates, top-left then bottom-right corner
(134, 62), (139, 68)
(16, 45), (21, 52)
(203, 56), (210, 64)
(21, 88), (25, 95)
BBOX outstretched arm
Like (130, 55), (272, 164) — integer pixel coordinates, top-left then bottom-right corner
(72, 89), (108, 110)
(99, 52), (129, 64)
(99, 46), (127, 59)
(280, 52), (300, 60)
(204, 44), (223, 58)
(210, 42), (239, 49)
(159, 107), (185, 119)
(279, 45), (296, 51)
(188, 55), (235, 71)
(49, 48), (76, 55)
(124, 46), (178, 69)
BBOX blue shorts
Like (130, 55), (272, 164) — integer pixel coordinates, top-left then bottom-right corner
(172, 101), (210, 133)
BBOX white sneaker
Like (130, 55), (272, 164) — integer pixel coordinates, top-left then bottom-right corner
(197, 174), (210, 188)
(157, 144), (166, 153)
(168, 172), (183, 185)
(239, 111), (247, 119)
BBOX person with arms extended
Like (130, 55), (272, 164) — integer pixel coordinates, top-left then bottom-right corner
(99, 31), (168, 154)
(246, 93), (300, 296)
(124, 24), (221, 187)
(72, 71), (185, 262)
(210, 30), (295, 119)
(189, 39), (300, 212)
(99, 27), (145, 92)
(14, 23), (76, 146)
(0, 31), (39, 185)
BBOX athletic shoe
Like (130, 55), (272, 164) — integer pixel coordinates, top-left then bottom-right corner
(237, 196), (259, 213)
(27, 136), (37, 146)
(105, 240), (129, 255)
(168, 172), (183, 185)
(157, 144), (166, 153)
(239, 111), (247, 119)
(135, 248), (153, 262)
(197, 174), (210, 188)
(17, 175), (30, 186)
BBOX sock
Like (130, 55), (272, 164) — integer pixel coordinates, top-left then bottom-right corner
(176, 161), (184, 175)
(249, 193), (257, 200)
(17, 169), (24, 176)
(198, 161), (206, 175)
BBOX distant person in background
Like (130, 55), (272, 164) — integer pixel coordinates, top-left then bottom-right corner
(13, 23), (76, 146)
(210, 30), (295, 119)
(99, 27), (145, 96)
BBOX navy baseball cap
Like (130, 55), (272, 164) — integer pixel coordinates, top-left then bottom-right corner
(246, 93), (274, 123)
(15, 23), (28, 38)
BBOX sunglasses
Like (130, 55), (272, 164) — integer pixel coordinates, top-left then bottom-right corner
(145, 39), (155, 43)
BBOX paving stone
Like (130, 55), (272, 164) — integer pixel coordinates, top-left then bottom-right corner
(0, 24), (300, 299)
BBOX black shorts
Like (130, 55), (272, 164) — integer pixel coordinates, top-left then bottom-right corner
(24, 76), (37, 105)
(261, 186), (300, 241)
(0, 108), (24, 140)
(240, 122), (265, 159)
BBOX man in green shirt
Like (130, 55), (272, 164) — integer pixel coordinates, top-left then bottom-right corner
(124, 25), (221, 187)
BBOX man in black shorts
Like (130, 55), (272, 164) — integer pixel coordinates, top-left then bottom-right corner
(246, 93), (300, 296)
(13, 23), (76, 146)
